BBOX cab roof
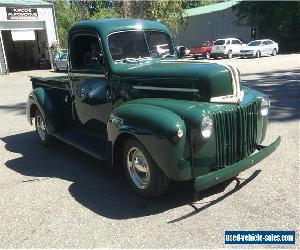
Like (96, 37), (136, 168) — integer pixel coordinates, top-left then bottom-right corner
(69, 18), (170, 38)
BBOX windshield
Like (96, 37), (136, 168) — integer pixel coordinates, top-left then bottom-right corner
(214, 39), (225, 45)
(108, 30), (174, 61)
(248, 41), (262, 46)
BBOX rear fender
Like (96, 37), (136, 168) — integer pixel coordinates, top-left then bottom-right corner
(26, 87), (56, 133)
(107, 103), (192, 180)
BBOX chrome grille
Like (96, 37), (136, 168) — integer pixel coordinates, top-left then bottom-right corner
(213, 101), (259, 166)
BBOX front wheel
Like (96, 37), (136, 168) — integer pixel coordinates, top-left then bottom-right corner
(256, 51), (261, 58)
(205, 51), (211, 59)
(35, 109), (54, 146)
(123, 138), (169, 198)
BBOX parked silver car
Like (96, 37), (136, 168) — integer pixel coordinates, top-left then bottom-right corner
(53, 53), (68, 71)
(240, 39), (279, 58)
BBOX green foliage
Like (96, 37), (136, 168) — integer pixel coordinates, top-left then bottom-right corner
(116, 0), (187, 36)
(53, 0), (222, 47)
(233, 1), (300, 52)
(182, 0), (220, 9)
(91, 1), (122, 19)
(53, 0), (89, 48)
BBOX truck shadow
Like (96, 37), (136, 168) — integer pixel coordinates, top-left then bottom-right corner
(2, 131), (260, 221)
(0, 102), (26, 115)
(242, 68), (300, 122)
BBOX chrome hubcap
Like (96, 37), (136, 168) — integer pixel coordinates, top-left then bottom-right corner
(36, 115), (46, 141)
(127, 147), (150, 189)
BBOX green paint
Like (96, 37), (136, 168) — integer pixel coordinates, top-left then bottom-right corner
(27, 18), (280, 191)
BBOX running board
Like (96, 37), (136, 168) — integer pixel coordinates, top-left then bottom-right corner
(52, 130), (106, 160)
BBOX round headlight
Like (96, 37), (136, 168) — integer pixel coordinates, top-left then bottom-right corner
(201, 116), (213, 138)
(260, 97), (270, 116)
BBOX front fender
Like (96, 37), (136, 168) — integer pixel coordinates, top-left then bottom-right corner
(107, 103), (192, 180)
(26, 87), (56, 133)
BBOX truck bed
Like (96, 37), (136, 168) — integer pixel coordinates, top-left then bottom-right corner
(30, 75), (70, 89)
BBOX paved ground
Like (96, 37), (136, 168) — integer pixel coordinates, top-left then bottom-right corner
(0, 54), (299, 248)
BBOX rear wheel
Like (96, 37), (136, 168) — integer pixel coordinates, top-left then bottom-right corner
(272, 48), (277, 56)
(123, 138), (169, 198)
(205, 51), (211, 59)
(227, 50), (233, 59)
(53, 64), (59, 72)
(256, 51), (261, 58)
(35, 109), (54, 146)
(194, 55), (199, 60)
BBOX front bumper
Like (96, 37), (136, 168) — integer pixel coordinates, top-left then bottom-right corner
(194, 136), (281, 191)
(211, 52), (225, 56)
(240, 52), (255, 57)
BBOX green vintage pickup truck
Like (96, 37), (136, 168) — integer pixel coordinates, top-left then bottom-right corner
(26, 19), (280, 198)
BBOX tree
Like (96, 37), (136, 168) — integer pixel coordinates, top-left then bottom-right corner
(116, 0), (187, 36)
(52, 0), (89, 48)
(233, 1), (300, 52)
(53, 0), (222, 47)
(182, 0), (220, 9)
(91, 1), (121, 19)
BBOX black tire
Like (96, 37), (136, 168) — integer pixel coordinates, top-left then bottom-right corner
(272, 48), (277, 56)
(256, 51), (261, 58)
(227, 50), (233, 59)
(34, 109), (54, 147)
(194, 55), (199, 60)
(53, 64), (59, 72)
(205, 52), (211, 59)
(123, 138), (169, 198)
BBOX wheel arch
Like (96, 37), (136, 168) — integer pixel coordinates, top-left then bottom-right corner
(107, 103), (192, 181)
(112, 132), (135, 168)
(26, 87), (56, 133)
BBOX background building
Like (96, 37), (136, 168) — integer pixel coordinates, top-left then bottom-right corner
(176, 1), (251, 47)
(0, 0), (57, 74)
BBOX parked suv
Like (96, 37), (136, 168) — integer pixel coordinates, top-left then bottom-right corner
(211, 38), (243, 59)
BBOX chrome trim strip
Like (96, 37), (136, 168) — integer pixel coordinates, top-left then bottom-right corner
(70, 72), (106, 78)
(132, 86), (199, 93)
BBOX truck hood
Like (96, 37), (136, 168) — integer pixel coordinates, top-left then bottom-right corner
(111, 59), (240, 102)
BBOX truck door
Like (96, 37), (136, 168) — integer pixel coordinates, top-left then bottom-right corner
(69, 33), (112, 135)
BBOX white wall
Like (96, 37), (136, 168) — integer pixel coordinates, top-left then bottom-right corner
(176, 8), (251, 47)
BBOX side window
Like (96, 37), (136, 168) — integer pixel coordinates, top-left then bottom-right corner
(232, 39), (242, 45)
(70, 34), (104, 71)
(262, 41), (268, 46)
(226, 40), (231, 45)
(267, 40), (273, 45)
